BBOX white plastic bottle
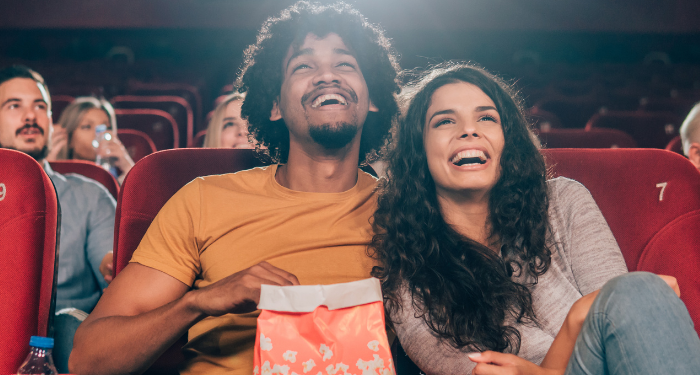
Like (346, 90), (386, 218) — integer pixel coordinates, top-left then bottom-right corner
(17, 336), (58, 375)
(93, 123), (119, 177)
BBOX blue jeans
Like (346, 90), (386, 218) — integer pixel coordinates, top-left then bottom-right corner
(566, 272), (700, 375)
(54, 308), (87, 373)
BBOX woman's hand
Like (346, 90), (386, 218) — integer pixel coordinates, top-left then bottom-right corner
(97, 135), (135, 175)
(46, 125), (68, 161)
(657, 274), (680, 297)
(468, 351), (561, 375)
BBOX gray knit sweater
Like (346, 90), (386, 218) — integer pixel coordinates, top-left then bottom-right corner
(393, 177), (629, 375)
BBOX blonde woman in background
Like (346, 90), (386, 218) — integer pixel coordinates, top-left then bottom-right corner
(48, 97), (135, 184)
(203, 92), (256, 149)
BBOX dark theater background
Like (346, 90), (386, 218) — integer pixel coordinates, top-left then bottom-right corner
(2, 0), (700, 138)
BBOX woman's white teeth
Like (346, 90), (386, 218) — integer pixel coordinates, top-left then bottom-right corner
(451, 150), (488, 165)
(311, 94), (347, 108)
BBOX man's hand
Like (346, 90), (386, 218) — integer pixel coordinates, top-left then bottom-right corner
(469, 351), (560, 375)
(188, 262), (300, 317)
(99, 251), (114, 284)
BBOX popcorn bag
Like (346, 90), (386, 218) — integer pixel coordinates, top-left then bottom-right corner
(253, 278), (395, 375)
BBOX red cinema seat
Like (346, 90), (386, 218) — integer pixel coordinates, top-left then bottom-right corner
(0, 149), (59, 374)
(127, 81), (203, 134)
(113, 149), (269, 374)
(543, 148), (700, 331)
(114, 108), (179, 151)
(535, 128), (637, 149)
(190, 130), (207, 148)
(665, 135), (683, 155)
(639, 96), (698, 118)
(534, 96), (605, 128)
(117, 128), (157, 162)
(50, 160), (119, 200)
(51, 94), (75, 124)
(585, 111), (682, 149)
(526, 107), (563, 131)
(112, 95), (193, 148)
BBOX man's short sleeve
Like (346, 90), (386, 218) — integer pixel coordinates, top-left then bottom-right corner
(130, 179), (203, 286)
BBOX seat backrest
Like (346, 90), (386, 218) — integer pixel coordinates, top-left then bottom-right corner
(113, 148), (268, 273)
(112, 148), (268, 374)
(190, 130), (207, 148)
(585, 110), (682, 149)
(639, 96), (697, 118)
(0, 149), (59, 374)
(637, 209), (700, 333)
(115, 108), (179, 150)
(665, 135), (683, 155)
(536, 128), (637, 149)
(112, 95), (193, 148)
(51, 94), (75, 124)
(545, 149), (700, 332)
(534, 96), (605, 128)
(526, 107), (563, 131)
(127, 81), (203, 133)
(50, 160), (119, 200)
(118, 128), (157, 163)
(542, 148), (700, 271)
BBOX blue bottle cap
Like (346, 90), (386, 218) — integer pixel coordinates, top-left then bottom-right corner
(29, 336), (54, 349)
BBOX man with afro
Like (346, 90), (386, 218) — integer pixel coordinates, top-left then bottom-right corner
(70, 2), (401, 374)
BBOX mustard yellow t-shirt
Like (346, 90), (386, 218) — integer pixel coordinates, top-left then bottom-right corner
(130, 164), (379, 374)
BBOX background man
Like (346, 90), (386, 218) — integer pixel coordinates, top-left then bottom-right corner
(0, 65), (115, 310)
(70, 2), (400, 375)
(0, 65), (116, 371)
(680, 102), (700, 171)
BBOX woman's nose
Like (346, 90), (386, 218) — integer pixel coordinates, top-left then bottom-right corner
(459, 121), (480, 139)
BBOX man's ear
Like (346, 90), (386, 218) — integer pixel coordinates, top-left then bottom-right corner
(369, 99), (378, 113)
(270, 98), (282, 121)
(688, 142), (700, 170)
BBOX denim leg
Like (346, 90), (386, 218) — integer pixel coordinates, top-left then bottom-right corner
(53, 308), (88, 373)
(565, 272), (700, 375)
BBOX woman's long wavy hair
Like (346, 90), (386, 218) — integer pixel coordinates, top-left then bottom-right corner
(369, 63), (551, 353)
(237, 1), (401, 165)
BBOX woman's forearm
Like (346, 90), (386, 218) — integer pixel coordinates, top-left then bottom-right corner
(540, 291), (598, 371)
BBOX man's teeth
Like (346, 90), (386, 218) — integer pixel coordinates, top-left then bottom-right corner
(311, 94), (348, 108)
(451, 150), (488, 165)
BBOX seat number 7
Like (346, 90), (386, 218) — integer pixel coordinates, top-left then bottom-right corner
(656, 182), (668, 202)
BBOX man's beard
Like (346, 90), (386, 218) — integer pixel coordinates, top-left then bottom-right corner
(0, 142), (49, 162)
(308, 122), (359, 150)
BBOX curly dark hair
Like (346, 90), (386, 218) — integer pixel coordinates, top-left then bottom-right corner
(237, 1), (401, 165)
(369, 63), (552, 353)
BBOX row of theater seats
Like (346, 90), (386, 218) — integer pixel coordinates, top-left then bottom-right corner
(534, 129), (684, 153)
(51, 91), (696, 160)
(529, 108), (685, 149)
(2, 147), (700, 374)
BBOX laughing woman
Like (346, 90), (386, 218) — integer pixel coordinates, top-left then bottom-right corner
(370, 63), (700, 374)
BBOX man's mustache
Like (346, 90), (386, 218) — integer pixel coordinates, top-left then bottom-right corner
(16, 123), (44, 136)
(301, 84), (358, 105)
